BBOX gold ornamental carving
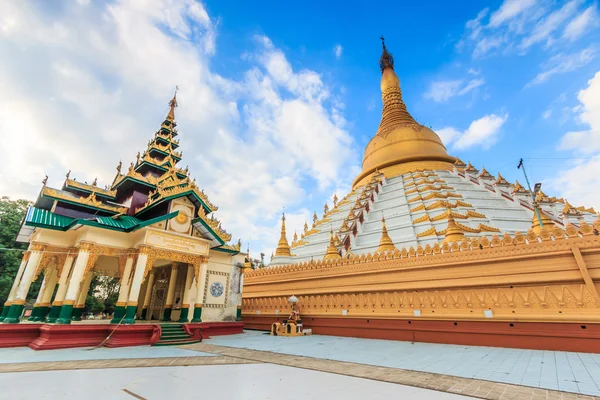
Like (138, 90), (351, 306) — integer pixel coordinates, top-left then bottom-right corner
(145, 230), (209, 254)
(77, 243), (133, 283)
(141, 247), (207, 283)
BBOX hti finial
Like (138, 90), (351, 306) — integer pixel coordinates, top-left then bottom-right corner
(379, 35), (394, 73)
(166, 86), (178, 122)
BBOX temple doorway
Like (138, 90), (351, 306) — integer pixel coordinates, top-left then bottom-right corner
(148, 267), (170, 320)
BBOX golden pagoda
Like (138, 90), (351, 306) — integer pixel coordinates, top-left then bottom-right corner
(353, 38), (456, 188)
(324, 228), (342, 261)
(1, 90), (245, 335)
(275, 214), (292, 257)
(376, 216), (396, 253)
(242, 40), (600, 353)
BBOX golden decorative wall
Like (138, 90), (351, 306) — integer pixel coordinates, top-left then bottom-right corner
(243, 224), (600, 324)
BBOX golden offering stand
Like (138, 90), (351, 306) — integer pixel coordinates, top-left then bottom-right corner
(270, 296), (312, 337)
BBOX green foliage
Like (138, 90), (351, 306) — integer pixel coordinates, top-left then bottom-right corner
(0, 197), (33, 307)
(89, 275), (120, 314)
(84, 294), (105, 314)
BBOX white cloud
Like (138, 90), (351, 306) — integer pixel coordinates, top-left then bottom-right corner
(489, 0), (536, 28)
(473, 35), (506, 58)
(461, 1), (598, 58)
(519, 1), (579, 49)
(425, 78), (485, 102)
(558, 71), (600, 153)
(436, 114), (508, 150)
(548, 70), (600, 210)
(563, 5), (600, 41)
(436, 127), (462, 145)
(0, 0), (357, 258)
(333, 44), (343, 60)
(528, 47), (596, 86)
(543, 109), (552, 119)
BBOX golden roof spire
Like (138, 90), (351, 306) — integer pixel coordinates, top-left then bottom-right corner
(531, 209), (554, 234)
(376, 215), (396, 253)
(379, 35), (394, 72)
(324, 227), (342, 261)
(275, 213), (291, 257)
(353, 39), (455, 189)
(244, 244), (252, 268)
(444, 208), (464, 243)
(166, 86), (178, 122)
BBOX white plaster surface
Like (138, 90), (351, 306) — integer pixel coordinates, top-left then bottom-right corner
(0, 345), (211, 364)
(203, 331), (600, 396)
(0, 363), (472, 399)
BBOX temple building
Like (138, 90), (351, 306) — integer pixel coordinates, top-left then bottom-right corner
(1, 92), (246, 329)
(243, 41), (600, 352)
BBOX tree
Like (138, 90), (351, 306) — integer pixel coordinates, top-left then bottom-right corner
(84, 294), (105, 314)
(89, 275), (120, 314)
(0, 197), (35, 308)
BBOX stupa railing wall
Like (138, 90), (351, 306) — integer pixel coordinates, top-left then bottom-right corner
(242, 223), (600, 322)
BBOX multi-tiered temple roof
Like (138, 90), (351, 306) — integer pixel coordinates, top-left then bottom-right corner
(17, 91), (240, 254)
(269, 41), (598, 266)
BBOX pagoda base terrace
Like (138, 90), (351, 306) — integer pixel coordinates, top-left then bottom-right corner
(0, 321), (243, 350)
(243, 315), (600, 353)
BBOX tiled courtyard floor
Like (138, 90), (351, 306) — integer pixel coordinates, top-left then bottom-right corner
(199, 331), (600, 397)
(0, 331), (598, 399)
(0, 364), (471, 400)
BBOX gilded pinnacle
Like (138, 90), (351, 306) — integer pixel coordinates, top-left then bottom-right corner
(444, 208), (464, 243)
(275, 213), (291, 257)
(376, 216), (396, 253)
(324, 228), (342, 261)
(166, 87), (178, 122)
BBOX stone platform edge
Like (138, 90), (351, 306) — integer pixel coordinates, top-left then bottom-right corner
(0, 321), (243, 350)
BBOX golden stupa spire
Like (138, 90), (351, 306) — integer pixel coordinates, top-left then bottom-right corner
(531, 209), (554, 234)
(376, 215), (396, 253)
(166, 86), (178, 122)
(275, 213), (292, 257)
(244, 244), (252, 268)
(377, 36), (417, 133)
(352, 39), (455, 189)
(324, 227), (342, 261)
(444, 209), (464, 243)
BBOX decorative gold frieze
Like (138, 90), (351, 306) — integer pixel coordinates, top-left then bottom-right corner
(41, 187), (127, 213)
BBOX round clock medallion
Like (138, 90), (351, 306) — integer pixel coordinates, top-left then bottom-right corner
(210, 281), (224, 298)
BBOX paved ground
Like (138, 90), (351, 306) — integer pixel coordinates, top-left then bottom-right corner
(0, 364), (471, 400)
(0, 331), (598, 399)
(0, 345), (211, 363)
(205, 331), (600, 396)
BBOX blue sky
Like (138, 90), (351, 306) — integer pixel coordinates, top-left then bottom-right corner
(1, 0), (600, 257)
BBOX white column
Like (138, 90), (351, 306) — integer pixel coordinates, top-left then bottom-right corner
(127, 249), (150, 309)
(14, 246), (44, 303)
(34, 274), (48, 306)
(191, 263), (208, 310)
(165, 264), (179, 309)
(6, 255), (29, 303)
(180, 266), (194, 322)
(141, 269), (155, 319)
(52, 254), (75, 306)
(62, 246), (91, 305)
(116, 256), (135, 306)
(75, 272), (93, 307)
(41, 269), (59, 305)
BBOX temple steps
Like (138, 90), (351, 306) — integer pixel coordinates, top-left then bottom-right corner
(153, 324), (201, 346)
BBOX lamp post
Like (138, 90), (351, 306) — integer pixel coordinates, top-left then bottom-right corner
(517, 158), (544, 228)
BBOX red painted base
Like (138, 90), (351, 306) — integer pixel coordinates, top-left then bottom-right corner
(105, 325), (162, 348)
(0, 324), (42, 348)
(185, 321), (244, 340)
(243, 316), (600, 353)
(0, 322), (242, 350)
(30, 325), (109, 350)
